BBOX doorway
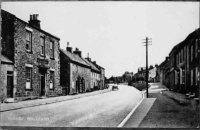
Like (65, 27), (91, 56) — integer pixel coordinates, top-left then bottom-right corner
(7, 71), (13, 98)
(39, 68), (46, 96)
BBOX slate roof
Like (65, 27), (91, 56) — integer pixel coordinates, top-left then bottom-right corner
(1, 55), (13, 64)
(82, 58), (100, 72)
(60, 49), (90, 67)
(2, 10), (60, 40)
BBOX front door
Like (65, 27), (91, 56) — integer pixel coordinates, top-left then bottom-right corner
(39, 68), (46, 96)
(41, 74), (45, 96)
(7, 71), (13, 98)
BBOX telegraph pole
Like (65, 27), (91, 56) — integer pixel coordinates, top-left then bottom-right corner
(143, 37), (152, 98)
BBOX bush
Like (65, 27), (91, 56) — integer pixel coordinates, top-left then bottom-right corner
(132, 82), (151, 91)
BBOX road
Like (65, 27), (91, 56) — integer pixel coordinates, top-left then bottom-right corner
(1, 84), (142, 127)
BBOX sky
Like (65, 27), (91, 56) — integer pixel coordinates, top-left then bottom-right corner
(2, 2), (199, 78)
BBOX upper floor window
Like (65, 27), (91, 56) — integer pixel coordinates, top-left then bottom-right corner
(181, 49), (184, 62)
(187, 46), (189, 69)
(50, 41), (54, 59)
(191, 45), (193, 61)
(180, 51), (182, 63)
(26, 31), (32, 52)
(195, 39), (198, 58)
(40, 36), (45, 56)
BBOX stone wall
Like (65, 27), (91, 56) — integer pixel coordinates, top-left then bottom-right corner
(70, 63), (90, 94)
(0, 11), (62, 101)
(0, 63), (14, 102)
(13, 18), (61, 99)
(1, 10), (15, 61)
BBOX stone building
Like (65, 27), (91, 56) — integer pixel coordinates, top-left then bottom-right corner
(60, 47), (91, 95)
(135, 67), (146, 81)
(1, 55), (14, 101)
(92, 61), (105, 89)
(159, 28), (200, 98)
(1, 10), (61, 102)
(148, 64), (159, 82)
(83, 57), (101, 90)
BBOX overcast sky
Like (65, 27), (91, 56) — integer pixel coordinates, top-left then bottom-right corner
(2, 2), (199, 78)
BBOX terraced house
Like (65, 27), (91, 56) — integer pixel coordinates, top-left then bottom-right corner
(159, 28), (200, 98)
(83, 57), (101, 90)
(1, 10), (61, 102)
(60, 46), (91, 95)
(92, 61), (105, 89)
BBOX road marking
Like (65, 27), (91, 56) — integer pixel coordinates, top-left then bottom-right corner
(117, 90), (145, 127)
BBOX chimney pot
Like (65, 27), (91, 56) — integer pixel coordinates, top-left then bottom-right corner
(30, 15), (33, 20)
(29, 14), (41, 29)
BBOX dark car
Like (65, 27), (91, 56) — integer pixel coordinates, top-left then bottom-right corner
(112, 85), (119, 91)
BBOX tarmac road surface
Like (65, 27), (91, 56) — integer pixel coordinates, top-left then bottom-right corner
(1, 84), (142, 127)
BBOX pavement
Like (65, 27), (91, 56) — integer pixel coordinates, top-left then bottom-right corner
(123, 82), (199, 128)
(0, 85), (112, 112)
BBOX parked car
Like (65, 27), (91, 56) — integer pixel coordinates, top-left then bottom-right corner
(112, 85), (119, 91)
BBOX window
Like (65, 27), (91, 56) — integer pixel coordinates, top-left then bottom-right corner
(50, 41), (54, 58)
(196, 67), (198, 86)
(182, 69), (185, 84)
(191, 45), (193, 61)
(40, 36), (45, 56)
(181, 49), (183, 62)
(195, 39), (198, 58)
(187, 46), (189, 69)
(26, 31), (32, 52)
(50, 71), (54, 89)
(180, 51), (182, 63)
(26, 67), (32, 89)
(191, 69), (193, 86)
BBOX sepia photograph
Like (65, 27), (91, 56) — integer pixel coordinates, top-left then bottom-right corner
(0, 1), (199, 129)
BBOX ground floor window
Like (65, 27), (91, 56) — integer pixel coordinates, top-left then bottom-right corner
(50, 71), (54, 89)
(182, 69), (185, 84)
(191, 69), (193, 86)
(26, 67), (32, 89)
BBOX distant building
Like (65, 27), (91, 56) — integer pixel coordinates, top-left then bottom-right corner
(1, 10), (61, 102)
(148, 64), (159, 82)
(83, 57), (101, 90)
(92, 61), (105, 89)
(122, 71), (133, 82)
(135, 67), (146, 81)
(108, 76), (115, 83)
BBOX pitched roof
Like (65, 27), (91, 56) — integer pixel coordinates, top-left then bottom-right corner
(1, 55), (13, 64)
(82, 58), (100, 72)
(2, 10), (60, 40)
(60, 49), (89, 67)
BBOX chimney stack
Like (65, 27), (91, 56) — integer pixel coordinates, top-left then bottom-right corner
(66, 42), (72, 53)
(73, 48), (82, 57)
(29, 14), (41, 29)
(86, 53), (91, 61)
